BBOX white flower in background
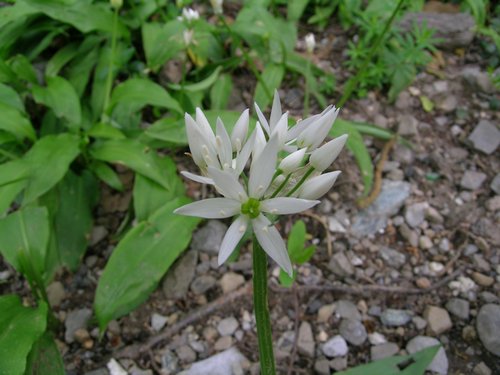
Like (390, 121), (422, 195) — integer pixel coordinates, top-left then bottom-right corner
(183, 29), (194, 46)
(175, 135), (320, 276)
(175, 91), (347, 275)
(305, 33), (316, 54)
(178, 7), (200, 22)
(210, 0), (223, 14)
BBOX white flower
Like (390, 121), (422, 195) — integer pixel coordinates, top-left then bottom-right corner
(183, 29), (194, 46)
(175, 136), (320, 276)
(298, 171), (341, 200)
(210, 0), (223, 14)
(296, 107), (339, 150)
(279, 148), (306, 174)
(309, 134), (348, 171)
(178, 7), (200, 22)
(305, 33), (316, 54)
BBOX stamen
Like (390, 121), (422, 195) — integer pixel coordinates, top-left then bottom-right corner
(239, 225), (246, 233)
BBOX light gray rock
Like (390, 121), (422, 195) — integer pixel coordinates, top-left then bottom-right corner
(151, 313), (168, 332)
(328, 251), (354, 278)
(380, 309), (412, 327)
(329, 357), (348, 372)
(351, 180), (411, 237)
(446, 298), (470, 320)
(462, 67), (495, 94)
(473, 361), (492, 375)
(46, 281), (65, 307)
(297, 321), (315, 358)
(461, 170), (487, 190)
(190, 275), (216, 295)
(162, 250), (198, 300)
(405, 202), (428, 228)
(476, 304), (500, 356)
(398, 115), (418, 136)
(491, 173), (500, 195)
(468, 120), (500, 155)
(84, 369), (109, 375)
(406, 336), (448, 375)
(379, 247), (406, 269)
(314, 359), (330, 375)
(161, 350), (179, 373)
(339, 319), (367, 346)
(336, 300), (361, 321)
(65, 308), (92, 343)
(219, 272), (245, 294)
(191, 221), (227, 254)
(436, 95), (458, 113)
(180, 347), (248, 375)
(424, 306), (452, 335)
(217, 317), (239, 336)
(90, 225), (108, 246)
(370, 343), (399, 360)
(322, 335), (348, 358)
(176, 345), (197, 363)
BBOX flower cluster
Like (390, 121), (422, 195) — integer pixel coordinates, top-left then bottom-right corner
(175, 92), (347, 276)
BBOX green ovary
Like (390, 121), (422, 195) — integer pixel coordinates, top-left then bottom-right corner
(241, 198), (260, 219)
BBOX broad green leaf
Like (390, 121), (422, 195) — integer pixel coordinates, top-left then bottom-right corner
(109, 78), (183, 116)
(288, 220), (306, 262)
(210, 73), (233, 110)
(90, 139), (170, 189)
(0, 159), (29, 213)
(94, 198), (200, 330)
(8, 55), (37, 84)
(22, 133), (81, 204)
(66, 43), (99, 97)
(45, 42), (79, 77)
(88, 161), (124, 192)
(0, 82), (24, 111)
(142, 21), (185, 70)
(330, 119), (374, 195)
(87, 123), (126, 140)
(168, 66), (222, 92)
(0, 2), (37, 30)
(287, 0), (310, 21)
(0, 180), (27, 216)
(25, 332), (65, 375)
(0, 296), (48, 375)
(186, 23), (223, 68)
(254, 63), (285, 110)
(278, 269), (295, 287)
(337, 344), (440, 375)
(32, 76), (81, 128)
(133, 156), (185, 221)
(0, 206), (49, 282)
(0, 102), (35, 141)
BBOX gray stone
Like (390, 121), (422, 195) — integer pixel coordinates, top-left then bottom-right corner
(339, 319), (367, 346)
(322, 335), (348, 358)
(486, 196), (500, 211)
(314, 359), (330, 375)
(436, 95), (458, 113)
(297, 321), (315, 358)
(65, 308), (92, 343)
(446, 298), (470, 320)
(328, 217), (347, 233)
(351, 180), (411, 237)
(380, 309), (412, 327)
(424, 306), (452, 335)
(317, 303), (336, 323)
(412, 316), (427, 330)
(491, 174), (500, 195)
(176, 345), (197, 363)
(329, 357), (348, 372)
(130, 366), (153, 375)
(84, 369), (109, 375)
(406, 336), (448, 375)
(371, 343), (399, 360)
(480, 292), (499, 304)
(476, 304), (500, 356)
(460, 170), (487, 190)
(328, 251), (354, 278)
(336, 300), (361, 321)
(161, 350), (179, 373)
(473, 361), (492, 375)
(181, 347), (248, 375)
(46, 281), (65, 307)
(163, 250), (198, 300)
(191, 221), (227, 254)
(398, 114), (418, 136)
(379, 247), (406, 269)
(395, 91), (413, 110)
(151, 313), (168, 332)
(462, 67), (495, 94)
(190, 275), (216, 295)
(214, 336), (233, 351)
(468, 120), (500, 155)
(217, 317), (239, 336)
(219, 272), (245, 294)
(405, 202), (428, 228)
(90, 225), (108, 246)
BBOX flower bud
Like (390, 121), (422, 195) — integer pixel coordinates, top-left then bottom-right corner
(110, 0), (122, 9)
(279, 148), (306, 174)
(305, 33), (315, 54)
(310, 134), (348, 171)
(298, 171), (341, 200)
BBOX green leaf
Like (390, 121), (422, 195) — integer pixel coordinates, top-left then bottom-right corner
(109, 78), (183, 116)
(168, 66), (222, 92)
(336, 344), (440, 375)
(288, 0), (310, 21)
(0, 82), (24, 111)
(87, 122), (126, 140)
(0, 296), (48, 375)
(22, 133), (81, 204)
(254, 63), (285, 110)
(278, 269), (295, 287)
(0, 102), (36, 141)
(0, 207), (50, 283)
(142, 20), (185, 70)
(0, 180), (27, 216)
(88, 161), (124, 192)
(9, 55), (38, 85)
(210, 73), (233, 110)
(330, 119), (374, 196)
(145, 117), (188, 146)
(133, 156), (185, 221)
(25, 332), (65, 375)
(66, 43), (99, 98)
(45, 42), (79, 77)
(0, 2), (37, 30)
(288, 220), (306, 261)
(94, 198), (200, 331)
(0, 159), (29, 215)
(90, 138), (170, 189)
(32, 76), (81, 128)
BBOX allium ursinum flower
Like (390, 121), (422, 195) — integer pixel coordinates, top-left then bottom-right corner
(178, 7), (200, 22)
(305, 33), (316, 54)
(175, 134), (321, 276)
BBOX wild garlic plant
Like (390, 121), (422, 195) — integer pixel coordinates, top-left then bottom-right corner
(175, 91), (347, 374)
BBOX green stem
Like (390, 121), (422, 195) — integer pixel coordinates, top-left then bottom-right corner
(304, 57), (311, 117)
(286, 167), (314, 197)
(270, 173), (291, 198)
(253, 237), (276, 375)
(338, 0), (406, 107)
(101, 7), (119, 122)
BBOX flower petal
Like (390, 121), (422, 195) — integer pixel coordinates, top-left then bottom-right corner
(185, 113), (205, 168)
(286, 113), (321, 142)
(299, 171), (341, 200)
(253, 121), (267, 160)
(249, 133), (279, 199)
(196, 107), (216, 146)
(180, 171), (214, 185)
(254, 102), (270, 135)
(235, 129), (256, 175)
(260, 197), (320, 215)
(270, 90), (282, 132)
(207, 166), (248, 201)
(310, 134), (348, 172)
(252, 214), (293, 277)
(218, 215), (249, 265)
(216, 117), (233, 169)
(278, 147), (306, 174)
(230, 109), (249, 152)
(174, 198), (240, 218)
